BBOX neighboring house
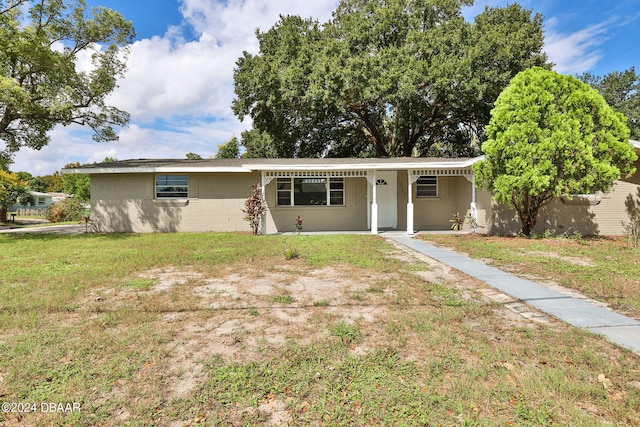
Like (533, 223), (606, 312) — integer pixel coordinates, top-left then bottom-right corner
(63, 141), (640, 235)
(9, 191), (69, 214)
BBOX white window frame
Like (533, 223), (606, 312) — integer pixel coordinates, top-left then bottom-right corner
(416, 176), (438, 198)
(155, 175), (189, 199)
(276, 177), (344, 206)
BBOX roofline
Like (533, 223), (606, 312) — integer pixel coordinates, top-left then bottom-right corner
(62, 166), (252, 174)
(243, 157), (482, 171)
(631, 139), (640, 150)
(63, 156), (484, 175)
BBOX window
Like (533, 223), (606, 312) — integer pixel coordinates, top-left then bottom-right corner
(277, 178), (291, 206)
(416, 176), (438, 198)
(37, 198), (46, 206)
(329, 178), (344, 205)
(276, 177), (344, 206)
(156, 175), (188, 198)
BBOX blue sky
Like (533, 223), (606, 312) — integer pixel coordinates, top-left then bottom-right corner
(10, 0), (640, 175)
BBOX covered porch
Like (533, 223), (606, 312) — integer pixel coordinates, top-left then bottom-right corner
(254, 158), (481, 235)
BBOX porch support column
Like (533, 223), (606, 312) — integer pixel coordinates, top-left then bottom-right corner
(367, 171), (378, 234)
(260, 172), (271, 235)
(407, 171), (419, 235)
(465, 171), (478, 233)
(471, 176), (477, 219)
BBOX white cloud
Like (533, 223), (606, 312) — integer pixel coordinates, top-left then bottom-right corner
(110, 0), (339, 122)
(544, 19), (611, 75)
(109, 35), (239, 121)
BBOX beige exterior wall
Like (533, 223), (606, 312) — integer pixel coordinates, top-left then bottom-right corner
(264, 177), (368, 232)
(89, 157), (639, 235)
(412, 176), (473, 230)
(91, 172), (262, 232)
(91, 172), (369, 233)
(478, 158), (640, 236)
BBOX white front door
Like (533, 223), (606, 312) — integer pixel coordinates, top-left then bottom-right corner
(375, 171), (397, 229)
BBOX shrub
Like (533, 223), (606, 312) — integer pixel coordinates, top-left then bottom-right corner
(295, 215), (303, 234)
(284, 248), (300, 260)
(242, 183), (267, 235)
(622, 210), (640, 249)
(46, 198), (85, 223)
(623, 191), (640, 249)
(450, 212), (464, 231)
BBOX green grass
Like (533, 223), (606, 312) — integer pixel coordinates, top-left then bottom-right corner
(329, 321), (362, 345)
(273, 294), (295, 304)
(0, 232), (638, 426)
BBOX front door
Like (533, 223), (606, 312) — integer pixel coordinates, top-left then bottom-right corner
(376, 171), (397, 229)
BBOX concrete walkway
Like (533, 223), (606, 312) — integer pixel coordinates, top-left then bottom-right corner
(386, 233), (640, 356)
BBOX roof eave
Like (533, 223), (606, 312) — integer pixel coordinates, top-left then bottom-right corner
(62, 166), (253, 174)
(62, 156), (485, 175)
(243, 157), (484, 171)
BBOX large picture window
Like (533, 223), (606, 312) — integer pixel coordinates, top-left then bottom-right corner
(276, 177), (344, 206)
(156, 175), (188, 198)
(416, 176), (438, 198)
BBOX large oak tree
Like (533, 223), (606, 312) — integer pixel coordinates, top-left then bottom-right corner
(473, 67), (638, 236)
(0, 0), (135, 168)
(232, 0), (549, 158)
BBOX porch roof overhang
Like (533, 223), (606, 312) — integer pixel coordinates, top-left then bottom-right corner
(244, 157), (481, 172)
(63, 156), (484, 175)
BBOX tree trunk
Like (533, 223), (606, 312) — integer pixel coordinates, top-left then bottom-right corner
(516, 194), (552, 237)
(0, 205), (7, 223)
(519, 212), (537, 237)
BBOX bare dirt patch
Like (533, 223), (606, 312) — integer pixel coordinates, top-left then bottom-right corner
(528, 250), (595, 267)
(136, 264), (394, 398)
(104, 246), (561, 404)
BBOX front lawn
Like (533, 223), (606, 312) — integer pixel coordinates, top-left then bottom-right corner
(1, 233), (638, 426)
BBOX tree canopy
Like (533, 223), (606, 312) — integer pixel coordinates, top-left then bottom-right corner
(215, 136), (240, 159)
(580, 67), (640, 141)
(0, 0), (135, 168)
(473, 67), (638, 236)
(62, 162), (89, 201)
(0, 169), (27, 221)
(232, 0), (549, 158)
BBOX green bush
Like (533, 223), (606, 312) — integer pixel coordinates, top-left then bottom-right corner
(45, 199), (85, 223)
(284, 248), (300, 260)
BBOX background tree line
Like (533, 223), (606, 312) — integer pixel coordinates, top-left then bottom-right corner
(230, 0), (639, 159)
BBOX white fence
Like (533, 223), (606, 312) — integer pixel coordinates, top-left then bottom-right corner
(15, 208), (47, 216)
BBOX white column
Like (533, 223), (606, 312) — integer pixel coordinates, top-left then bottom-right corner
(370, 171), (378, 234)
(468, 172), (477, 233)
(407, 171), (414, 235)
(261, 173), (267, 235)
(471, 174), (477, 220)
